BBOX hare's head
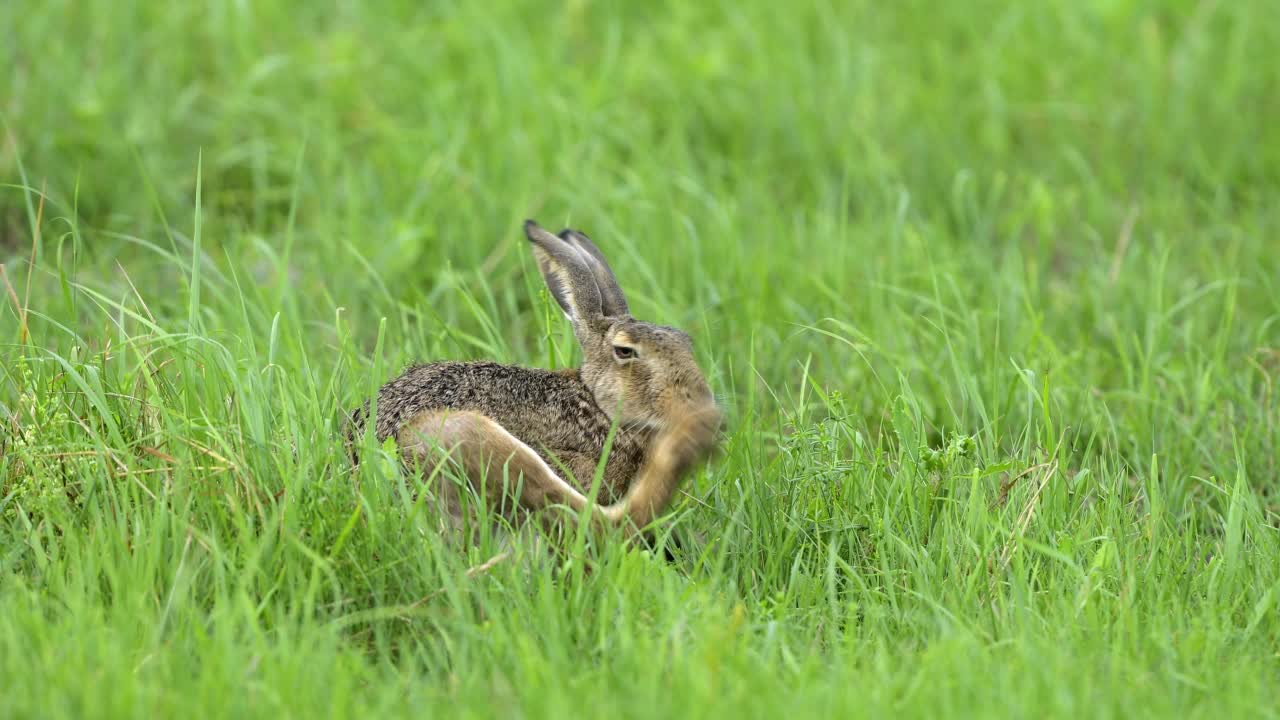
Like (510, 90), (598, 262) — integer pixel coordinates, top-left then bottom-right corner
(524, 219), (716, 432)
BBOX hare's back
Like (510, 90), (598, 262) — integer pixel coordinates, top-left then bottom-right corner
(363, 361), (610, 449)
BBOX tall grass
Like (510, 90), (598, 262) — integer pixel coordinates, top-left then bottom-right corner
(2, 0), (1278, 717)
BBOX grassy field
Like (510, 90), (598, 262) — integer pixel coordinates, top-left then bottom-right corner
(3, 0), (1279, 717)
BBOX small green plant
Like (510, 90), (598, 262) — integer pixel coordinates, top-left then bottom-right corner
(921, 432), (979, 473)
(2, 356), (78, 520)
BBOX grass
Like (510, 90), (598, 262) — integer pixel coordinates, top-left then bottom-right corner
(2, 0), (1279, 717)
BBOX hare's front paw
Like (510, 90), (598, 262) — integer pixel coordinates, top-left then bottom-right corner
(667, 406), (723, 462)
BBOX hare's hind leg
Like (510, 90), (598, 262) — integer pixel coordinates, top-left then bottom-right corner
(398, 410), (593, 521)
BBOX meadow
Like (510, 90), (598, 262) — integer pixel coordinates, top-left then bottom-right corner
(2, 0), (1279, 717)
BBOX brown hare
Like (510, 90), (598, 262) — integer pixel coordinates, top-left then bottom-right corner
(346, 220), (721, 545)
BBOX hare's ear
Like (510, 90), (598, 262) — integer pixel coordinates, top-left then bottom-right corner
(524, 219), (605, 330)
(558, 228), (630, 318)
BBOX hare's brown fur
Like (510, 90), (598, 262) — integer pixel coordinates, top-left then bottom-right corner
(348, 361), (651, 503)
(345, 220), (721, 541)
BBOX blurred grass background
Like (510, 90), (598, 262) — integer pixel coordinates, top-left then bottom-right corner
(2, 0), (1279, 718)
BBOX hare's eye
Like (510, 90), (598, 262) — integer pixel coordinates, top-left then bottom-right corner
(613, 345), (638, 361)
